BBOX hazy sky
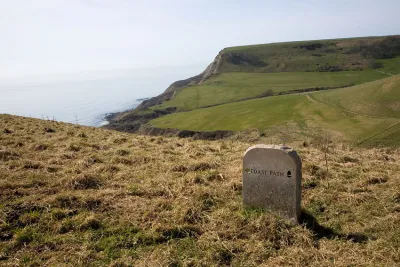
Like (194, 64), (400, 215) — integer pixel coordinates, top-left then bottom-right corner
(1, 0), (399, 79)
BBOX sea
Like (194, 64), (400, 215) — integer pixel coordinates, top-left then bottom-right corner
(0, 65), (204, 126)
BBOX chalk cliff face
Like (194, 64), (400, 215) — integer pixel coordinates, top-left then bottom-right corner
(135, 50), (224, 111)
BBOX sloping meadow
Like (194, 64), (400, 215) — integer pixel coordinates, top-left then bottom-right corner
(0, 114), (399, 266)
(151, 74), (400, 147)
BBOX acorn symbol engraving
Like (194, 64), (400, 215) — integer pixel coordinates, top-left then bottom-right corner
(287, 171), (292, 178)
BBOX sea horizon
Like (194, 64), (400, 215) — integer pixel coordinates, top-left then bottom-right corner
(0, 64), (206, 126)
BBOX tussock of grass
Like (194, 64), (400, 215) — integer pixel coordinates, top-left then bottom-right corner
(0, 149), (20, 161)
(171, 162), (217, 172)
(69, 174), (102, 190)
(34, 144), (48, 151)
(0, 114), (399, 266)
(366, 176), (388, 185)
(115, 149), (130, 156)
(3, 128), (13, 134)
(22, 161), (42, 170)
(44, 127), (56, 133)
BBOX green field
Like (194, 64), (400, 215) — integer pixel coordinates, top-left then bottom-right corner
(312, 75), (400, 118)
(151, 75), (400, 145)
(376, 56), (400, 75)
(155, 70), (388, 111)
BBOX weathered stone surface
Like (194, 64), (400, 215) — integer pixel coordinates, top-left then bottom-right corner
(243, 144), (302, 223)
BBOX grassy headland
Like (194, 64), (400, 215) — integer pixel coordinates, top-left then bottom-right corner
(106, 35), (400, 148)
(1, 114), (399, 266)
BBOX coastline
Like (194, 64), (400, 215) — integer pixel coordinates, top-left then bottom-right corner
(100, 99), (147, 127)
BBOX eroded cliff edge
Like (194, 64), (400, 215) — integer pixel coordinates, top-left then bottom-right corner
(103, 50), (229, 138)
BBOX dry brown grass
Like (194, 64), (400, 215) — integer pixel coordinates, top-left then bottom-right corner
(0, 114), (399, 266)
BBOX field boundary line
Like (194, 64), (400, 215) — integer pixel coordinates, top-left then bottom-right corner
(306, 93), (398, 120)
(357, 122), (400, 146)
(373, 69), (393, 76)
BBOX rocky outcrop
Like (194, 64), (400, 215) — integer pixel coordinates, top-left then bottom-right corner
(104, 107), (178, 132)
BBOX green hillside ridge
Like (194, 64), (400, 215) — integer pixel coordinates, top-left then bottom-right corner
(151, 75), (400, 146)
(1, 115), (400, 265)
(217, 36), (400, 73)
(154, 70), (388, 111)
(107, 35), (400, 146)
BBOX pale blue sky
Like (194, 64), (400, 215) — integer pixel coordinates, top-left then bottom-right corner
(1, 0), (399, 78)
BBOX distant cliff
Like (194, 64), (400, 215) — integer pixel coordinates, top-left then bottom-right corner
(103, 50), (226, 135)
(134, 50), (224, 111)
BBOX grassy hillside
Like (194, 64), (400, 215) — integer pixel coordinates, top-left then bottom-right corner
(151, 35), (400, 112)
(312, 75), (400, 118)
(151, 75), (400, 146)
(218, 36), (400, 73)
(1, 115), (400, 266)
(154, 70), (388, 111)
(110, 35), (400, 140)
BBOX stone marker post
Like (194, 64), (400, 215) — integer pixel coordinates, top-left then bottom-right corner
(243, 144), (302, 223)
